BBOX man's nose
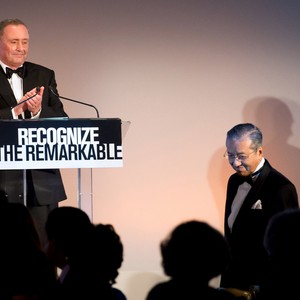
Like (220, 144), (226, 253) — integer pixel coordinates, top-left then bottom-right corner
(232, 159), (242, 167)
(16, 41), (24, 51)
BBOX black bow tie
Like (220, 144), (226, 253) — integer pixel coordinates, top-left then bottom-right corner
(240, 168), (263, 186)
(6, 66), (25, 79)
(242, 175), (254, 186)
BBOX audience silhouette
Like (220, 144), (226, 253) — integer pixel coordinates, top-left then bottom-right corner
(0, 196), (250, 300)
(45, 206), (126, 299)
(258, 208), (300, 300)
(146, 220), (236, 300)
(0, 197), (57, 300)
(94, 223), (127, 300)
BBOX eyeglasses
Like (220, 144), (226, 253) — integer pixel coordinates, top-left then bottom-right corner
(224, 150), (256, 162)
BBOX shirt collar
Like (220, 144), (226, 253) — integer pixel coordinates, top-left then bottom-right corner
(0, 60), (23, 74)
(254, 157), (265, 173)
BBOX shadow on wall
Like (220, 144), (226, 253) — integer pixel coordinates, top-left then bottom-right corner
(243, 97), (300, 199)
(207, 96), (300, 229)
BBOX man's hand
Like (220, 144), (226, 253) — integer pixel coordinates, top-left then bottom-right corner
(14, 86), (44, 117)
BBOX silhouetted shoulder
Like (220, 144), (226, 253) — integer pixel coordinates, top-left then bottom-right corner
(146, 280), (236, 300)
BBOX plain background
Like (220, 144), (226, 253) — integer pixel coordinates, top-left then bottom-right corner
(2, 1), (300, 299)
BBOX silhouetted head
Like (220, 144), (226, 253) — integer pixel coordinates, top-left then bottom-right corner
(94, 224), (124, 284)
(0, 202), (41, 250)
(45, 206), (94, 268)
(264, 208), (300, 262)
(161, 220), (231, 282)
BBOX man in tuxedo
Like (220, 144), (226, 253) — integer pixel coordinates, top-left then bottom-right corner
(220, 123), (299, 292)
(0, 18), (68, 245)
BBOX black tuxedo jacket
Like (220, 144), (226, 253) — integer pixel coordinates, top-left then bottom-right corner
(221, 159), (299, 290)
(0, 62), (68, 205)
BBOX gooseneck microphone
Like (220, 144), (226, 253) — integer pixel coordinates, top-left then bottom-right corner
(49, 86), (100, 118)
(11, 86), (41, 109)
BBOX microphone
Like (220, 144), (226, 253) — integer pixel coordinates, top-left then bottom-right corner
(49, 86), (100, 118)
(11, 86), (41, 109)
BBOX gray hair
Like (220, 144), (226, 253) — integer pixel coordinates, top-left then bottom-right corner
(0, 19), (27, 38)
(226, 123), (263, 150)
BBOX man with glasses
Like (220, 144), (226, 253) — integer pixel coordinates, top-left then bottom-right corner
(220, 123), (298, 294)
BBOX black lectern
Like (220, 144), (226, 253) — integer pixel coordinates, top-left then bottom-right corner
(0, 118), (125, 219)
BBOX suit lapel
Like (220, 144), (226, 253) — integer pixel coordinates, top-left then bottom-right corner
(235, 161), (271, 216)
(23, 63), (40, 118)
(0, 66), (18, 108)
(230, 160), (272, 231)
(23, 62), (39, 94)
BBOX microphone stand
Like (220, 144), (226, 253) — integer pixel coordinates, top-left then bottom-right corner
(49, 86), (100, 118)
(49, 86), (100, 220)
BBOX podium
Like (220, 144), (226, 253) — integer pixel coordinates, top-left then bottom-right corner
(0, 117), (126, 219)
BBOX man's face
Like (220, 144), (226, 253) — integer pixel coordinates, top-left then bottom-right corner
(225, 137), (263, 177)
(0, 24), (29, 68)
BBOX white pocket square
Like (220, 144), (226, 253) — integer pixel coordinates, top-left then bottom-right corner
(251, 199), (262, 209)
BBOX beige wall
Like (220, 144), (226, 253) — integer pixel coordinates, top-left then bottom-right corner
(2, 1), (300, 299)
